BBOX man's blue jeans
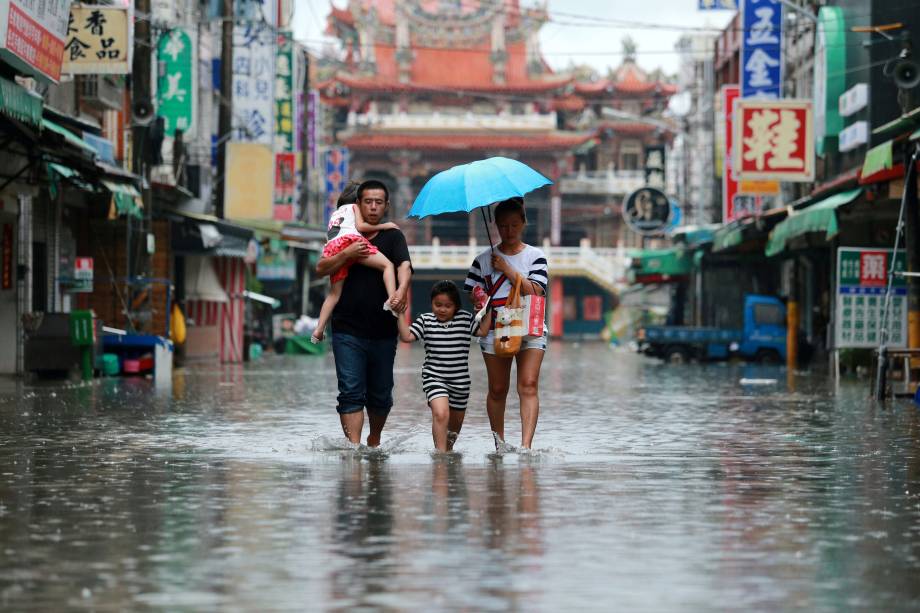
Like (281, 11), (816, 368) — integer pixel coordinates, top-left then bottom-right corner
(331, 332), (398, 415)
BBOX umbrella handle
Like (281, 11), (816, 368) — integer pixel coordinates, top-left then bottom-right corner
(480, 206), (495, 252)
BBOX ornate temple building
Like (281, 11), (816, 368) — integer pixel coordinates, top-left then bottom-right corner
(320, 0), (678, 248)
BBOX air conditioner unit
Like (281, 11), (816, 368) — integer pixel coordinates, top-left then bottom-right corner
(79, 75), (123, 111)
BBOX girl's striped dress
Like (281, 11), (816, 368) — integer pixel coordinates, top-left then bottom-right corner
(409, 310), (479, 411)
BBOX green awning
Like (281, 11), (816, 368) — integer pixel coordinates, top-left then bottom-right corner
(102, 180), (143, 219)
(42, 118), (97, 155)
(0, 77), (42, 127)
(712, 224), (745, 252)
(629, 247), (693, 279)
(861, 140), (893, 179)
(765, 188), (862, 257)
(46, 162), (95, 198)
(872, 106), (920, 136)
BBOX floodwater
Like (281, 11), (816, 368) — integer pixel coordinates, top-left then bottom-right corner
(2, 343), (920, 612)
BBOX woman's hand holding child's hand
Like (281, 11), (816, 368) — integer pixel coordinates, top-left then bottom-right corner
(472, 286), (487, 311)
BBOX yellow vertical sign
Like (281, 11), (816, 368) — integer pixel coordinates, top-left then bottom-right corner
(225, 143), (274, 220)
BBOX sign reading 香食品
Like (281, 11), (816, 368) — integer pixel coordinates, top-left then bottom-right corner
(741, 0), (783, 99)
(735, 99), (814, 182)
(836, 248), (907, 349)
(156, 28), (196, 136)
(0, 0), (70, 82)
(62, 6), (133, 75)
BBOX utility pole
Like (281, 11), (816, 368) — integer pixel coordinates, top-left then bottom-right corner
(215, 0), (233, 219)
(903, 145), (920, 355)
(130, 0), (153, 333)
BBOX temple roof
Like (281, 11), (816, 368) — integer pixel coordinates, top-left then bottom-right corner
(325, 1), (558, 92)
(342, 132), (594, 152)
(324, 69), (572, 94)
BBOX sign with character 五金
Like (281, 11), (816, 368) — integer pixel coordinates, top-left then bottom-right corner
(62, 6), (132, 74)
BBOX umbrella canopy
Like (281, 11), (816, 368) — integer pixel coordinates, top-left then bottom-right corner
(407, 157), (552, 219)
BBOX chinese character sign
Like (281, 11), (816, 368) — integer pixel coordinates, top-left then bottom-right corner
(836, 248), (907, 349)
(0, 0), (71, 82)
(723, 86), (765, 222)
(156, 28), (196, 135)
(274, 152), (296, 221)
(308, 90), (319, 169)
(324, 148), (349, 223)
(62, 6), (132, 74)
(644, 146), (666, 190)
(741, 0), (783, 98)
(232, 22), (275, 145)
(274, 32), (295, 152)
(735, 99), (814, 182)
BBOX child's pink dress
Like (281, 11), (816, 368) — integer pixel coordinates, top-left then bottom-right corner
(323, 203), (380, 283)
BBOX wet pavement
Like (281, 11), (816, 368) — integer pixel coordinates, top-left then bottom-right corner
(2, 342), (920, 611)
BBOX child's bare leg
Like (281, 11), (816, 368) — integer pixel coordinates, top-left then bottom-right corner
(312, 280), (343, 341)
(430, 397), (450, 452)
(446, 409), (465, 451)
(360, 252), (397, 298)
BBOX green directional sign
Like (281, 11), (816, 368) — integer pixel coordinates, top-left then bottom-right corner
(156, 28), (196, 136)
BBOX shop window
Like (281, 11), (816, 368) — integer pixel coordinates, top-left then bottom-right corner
(583, 295), (602, 321)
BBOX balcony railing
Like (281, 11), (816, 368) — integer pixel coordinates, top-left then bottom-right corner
(558, 169), (646, 196)
(347, 110), (557, 132)
(410, 240), (630, 293)
(78, 75), (123, 111)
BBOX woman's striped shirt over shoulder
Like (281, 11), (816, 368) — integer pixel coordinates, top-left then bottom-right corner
(463, 244), (548, 300)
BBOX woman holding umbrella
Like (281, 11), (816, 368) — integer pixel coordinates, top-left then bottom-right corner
(464, 197), (548, 449)
(408, 157), (552, 450)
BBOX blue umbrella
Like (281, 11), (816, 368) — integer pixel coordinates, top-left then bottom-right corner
(407, 156), (552, 251)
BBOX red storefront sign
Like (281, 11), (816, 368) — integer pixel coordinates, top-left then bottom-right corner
(2, 224), (12, 290)
(273, 152), (296, 221)
(722, 86), (740, 222)
(735, 99), (814, 182)
(1, 2), (67, 82)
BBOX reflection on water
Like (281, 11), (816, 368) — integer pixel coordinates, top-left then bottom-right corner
(2, 344), (920, 610)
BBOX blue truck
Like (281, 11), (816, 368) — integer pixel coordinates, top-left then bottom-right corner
(636, 295), (787, 364)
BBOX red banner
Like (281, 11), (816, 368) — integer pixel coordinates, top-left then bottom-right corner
(2, 224), (12, 290)
(735, 99), (814, 182)
(5, 3), (64, 81)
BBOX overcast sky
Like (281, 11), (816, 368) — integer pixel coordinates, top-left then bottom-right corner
(292, 0), (736, 76)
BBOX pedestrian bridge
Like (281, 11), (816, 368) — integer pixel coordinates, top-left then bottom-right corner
(409, 240), (630, 294)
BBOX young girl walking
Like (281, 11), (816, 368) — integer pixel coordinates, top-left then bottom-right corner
(397, 281), (492, 452)
(311, 182), (399, 343)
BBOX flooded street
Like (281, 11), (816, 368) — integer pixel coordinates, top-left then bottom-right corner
(2, 343), (920, 611)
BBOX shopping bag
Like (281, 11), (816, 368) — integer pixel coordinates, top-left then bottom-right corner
(494, 275), (524, 357)
(522, 292), (546, 339)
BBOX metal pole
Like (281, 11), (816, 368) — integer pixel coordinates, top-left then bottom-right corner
(875, 146), (919, 400)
